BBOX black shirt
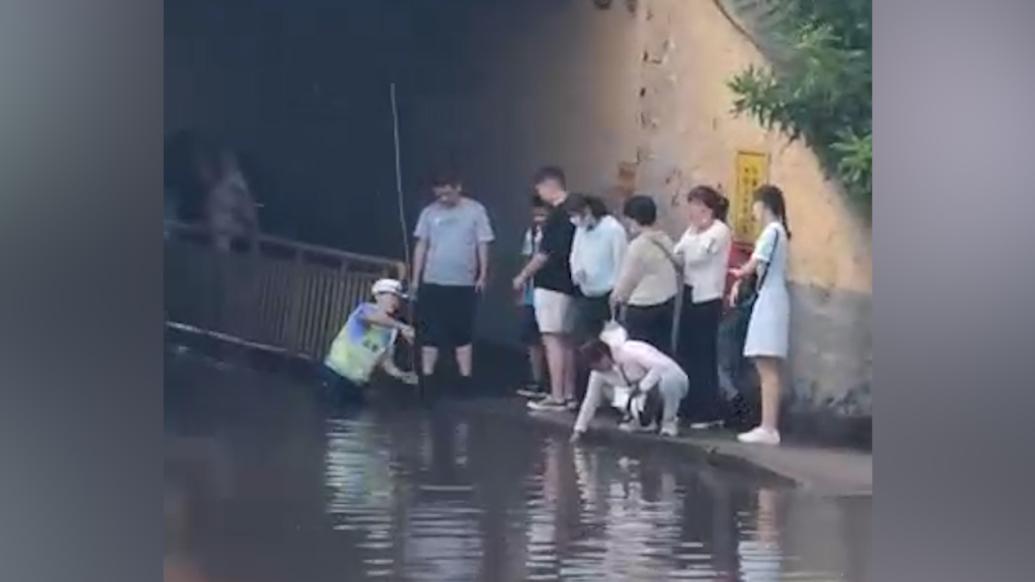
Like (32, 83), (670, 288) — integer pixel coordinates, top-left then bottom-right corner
(534, 198), (577, 295)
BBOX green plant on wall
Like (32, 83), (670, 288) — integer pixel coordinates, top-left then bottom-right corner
(725, 0), (871, 203)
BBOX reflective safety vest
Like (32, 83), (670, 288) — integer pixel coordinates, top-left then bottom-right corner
(324, 303), (398, 385)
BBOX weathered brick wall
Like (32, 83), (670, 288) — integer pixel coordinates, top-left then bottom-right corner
(625, 1), (872, 416)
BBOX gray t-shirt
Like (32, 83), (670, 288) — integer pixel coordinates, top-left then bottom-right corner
(414, 197), (495, 286)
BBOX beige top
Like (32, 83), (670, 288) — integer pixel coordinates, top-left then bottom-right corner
(612, 229), (679, 306)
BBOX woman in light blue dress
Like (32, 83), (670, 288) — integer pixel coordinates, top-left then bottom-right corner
(730, 185), (791, 445)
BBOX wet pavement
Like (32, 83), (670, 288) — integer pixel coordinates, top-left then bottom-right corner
(165, 349), (871, 581)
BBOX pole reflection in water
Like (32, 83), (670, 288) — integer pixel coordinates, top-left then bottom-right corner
(165, 352), (869, 581)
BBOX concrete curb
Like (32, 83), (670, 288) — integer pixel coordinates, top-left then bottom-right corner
(446, 397), (872, 497)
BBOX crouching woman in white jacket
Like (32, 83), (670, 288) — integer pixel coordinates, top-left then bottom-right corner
(570, 338), (689, 442)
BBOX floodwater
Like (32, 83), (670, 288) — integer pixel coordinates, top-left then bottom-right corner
(165, 350), (870, 582)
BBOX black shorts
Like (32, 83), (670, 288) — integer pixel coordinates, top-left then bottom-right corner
(519, 305), (541, 345)
(417, 284), (477, 348)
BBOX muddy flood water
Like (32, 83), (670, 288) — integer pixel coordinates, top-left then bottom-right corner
(165, 350), (870, 582)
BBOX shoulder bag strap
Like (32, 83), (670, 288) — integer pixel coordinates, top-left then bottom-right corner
(755, 226), (781, 291)
(644, 235), (683, 353)
(645, 236), (683, 273)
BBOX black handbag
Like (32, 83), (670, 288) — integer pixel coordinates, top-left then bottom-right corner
(616, 365), (663, 428)
(732, 233), (780, 313)
(726, 232), (781, 369)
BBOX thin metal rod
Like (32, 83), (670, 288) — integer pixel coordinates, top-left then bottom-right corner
(391, 82), (423, 394)
(390, 83), (410, 271)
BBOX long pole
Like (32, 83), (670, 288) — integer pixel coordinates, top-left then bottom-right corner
(391, 83), (410, 270)
(390, 83), (424, 397)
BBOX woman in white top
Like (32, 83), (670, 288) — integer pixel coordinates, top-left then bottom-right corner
(674, 186), (733, 430)
(730, 185), (791, 445)
(570, 338), (689, 440)
(568, 194), (628, 341)
(611, 195), (680, 354)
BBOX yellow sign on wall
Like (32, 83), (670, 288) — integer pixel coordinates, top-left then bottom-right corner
(732, 150), (769, 243)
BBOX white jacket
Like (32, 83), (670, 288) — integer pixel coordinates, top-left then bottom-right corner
(574, 339), (688, 432)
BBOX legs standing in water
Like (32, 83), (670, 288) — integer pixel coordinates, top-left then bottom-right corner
(738, 356), (783, 445)
(417, 284), (477, 389)
(421, 346), (439, 378)
(455, 344), (473, 378)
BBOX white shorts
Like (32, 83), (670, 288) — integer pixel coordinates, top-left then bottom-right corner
(533, 288), (576, 334)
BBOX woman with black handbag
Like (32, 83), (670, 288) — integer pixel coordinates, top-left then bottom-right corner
(729, 185), (791, 445)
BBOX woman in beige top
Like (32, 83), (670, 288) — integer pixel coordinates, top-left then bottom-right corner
(610, 195), (679, 354)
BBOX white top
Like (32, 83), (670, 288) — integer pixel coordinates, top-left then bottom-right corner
(674, 220), (732, 303)
(612, 230), (679, 306)
(581, 339), (685, 393)
(611, 339), (686, 389)
(569, 215), (628, 297)
(574, 339), (687, 432)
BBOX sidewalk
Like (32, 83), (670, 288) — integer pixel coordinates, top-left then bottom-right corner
(450, 397), (872, 497)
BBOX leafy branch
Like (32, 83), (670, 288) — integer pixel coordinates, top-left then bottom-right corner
(726, 0), (872, 202)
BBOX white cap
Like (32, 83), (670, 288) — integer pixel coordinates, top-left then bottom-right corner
(371, 278), (407, 299)
(599, 320), (628, 349)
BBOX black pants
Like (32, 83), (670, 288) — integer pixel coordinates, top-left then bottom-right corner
(678, 290), (723, 422)
(573, 293), (611, 402)
(574, 293), (611, 344)
(624, 298), (675, 356)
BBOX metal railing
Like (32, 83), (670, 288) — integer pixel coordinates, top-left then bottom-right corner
(165, 221), (406, 361)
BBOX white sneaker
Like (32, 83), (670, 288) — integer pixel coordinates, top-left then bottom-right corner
(689, 419), (724, 430)
(619, 420), (658, 433)
(660, 421), (679, 438)
(737, 426), (781, 445)
(527, 397), (567, 412)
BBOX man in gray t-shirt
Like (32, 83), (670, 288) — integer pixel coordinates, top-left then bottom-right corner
(411, 171), (495, 387)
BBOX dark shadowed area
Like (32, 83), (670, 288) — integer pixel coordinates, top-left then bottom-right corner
(165, 0), (642, 344)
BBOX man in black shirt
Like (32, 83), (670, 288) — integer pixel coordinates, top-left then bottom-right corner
(513, 166), (579, 411)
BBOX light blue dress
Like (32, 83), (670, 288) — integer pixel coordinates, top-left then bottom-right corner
(744, 222), (790, 358)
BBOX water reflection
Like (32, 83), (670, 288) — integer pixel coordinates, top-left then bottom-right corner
(165, 354), (869, 581)
(316, 409), (864, 581)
